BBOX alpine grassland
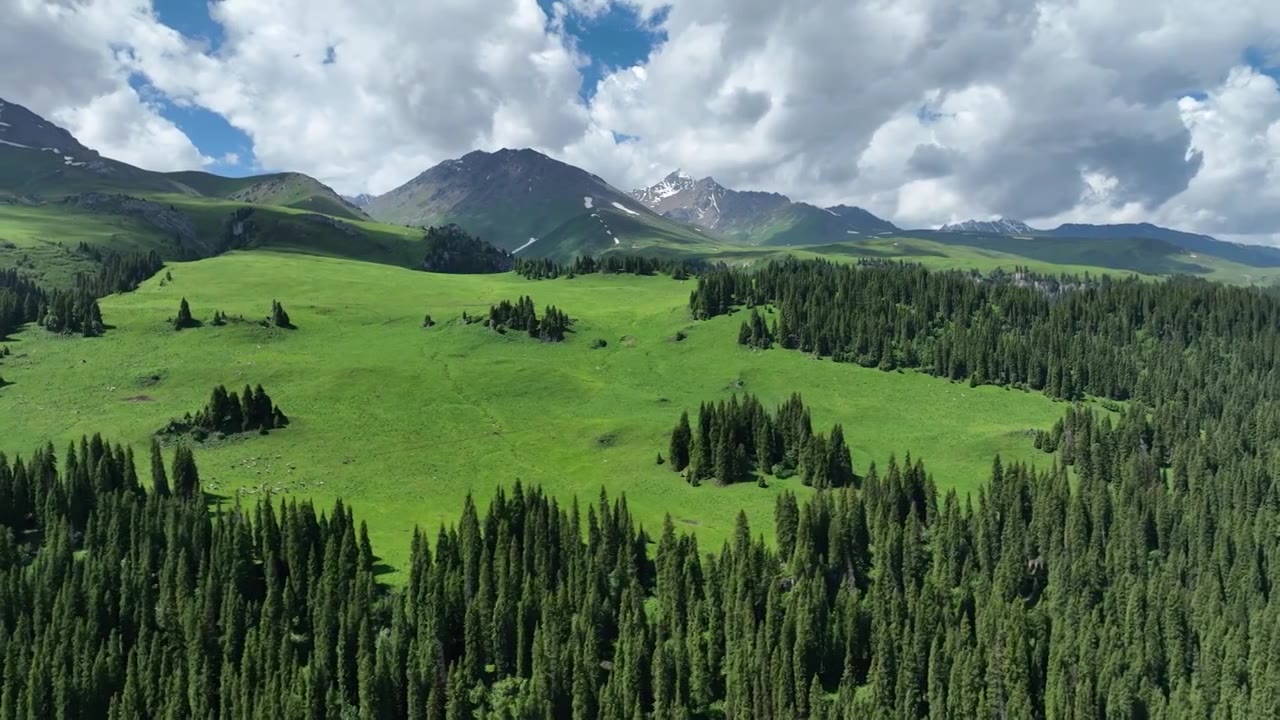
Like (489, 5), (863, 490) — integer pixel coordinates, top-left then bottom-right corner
(1, 250), (1068, 574)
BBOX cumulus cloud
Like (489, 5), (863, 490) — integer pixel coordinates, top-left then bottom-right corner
(2, 0), (1280, 242)
(0, 0), (209, 171)
(581, 0), (1280, 237)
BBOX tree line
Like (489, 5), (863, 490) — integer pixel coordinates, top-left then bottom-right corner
(486, 296), (571, 342)
(157, 384), (289, 441)
(667, 392), (855, 489)
(514, 255), (701, 280)
(691, 258), (1280, 406)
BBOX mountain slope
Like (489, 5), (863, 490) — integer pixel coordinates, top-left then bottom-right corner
(166, 171), (370, 221)
(630, 171), (898, 245)
(1043, 222), (1280, 267)
(0, 98), (196, 198)
(363, 149), (705, 259)
(0, 97), (368, 223)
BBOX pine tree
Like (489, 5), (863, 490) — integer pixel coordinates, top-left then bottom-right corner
(174, 298), (194, 330)
(171, 445), (200, 499)
(149, 438), (170, 497)
(271, 300), (292, 328)
(669, 412), (692, 472)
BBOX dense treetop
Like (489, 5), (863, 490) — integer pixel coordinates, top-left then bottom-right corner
(421, 224), (515, 274)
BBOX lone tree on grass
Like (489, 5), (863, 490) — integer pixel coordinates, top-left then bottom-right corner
(271, 300), (293, 328)
(174, 298), (196, 330)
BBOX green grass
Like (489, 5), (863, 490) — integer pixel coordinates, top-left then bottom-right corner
(2, 251), (1070, 576)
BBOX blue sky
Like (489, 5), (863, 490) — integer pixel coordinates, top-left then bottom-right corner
(144, 0), (664, 178)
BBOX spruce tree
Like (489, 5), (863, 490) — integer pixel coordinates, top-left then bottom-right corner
(171, 445), (200, 499)
(271, 300), (292, 328)
(149, 438), (170, 497)
(669, 412), (692, 472)
(174, 298), (194, 330)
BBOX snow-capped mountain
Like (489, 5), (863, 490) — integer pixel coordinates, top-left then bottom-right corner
(629, 170), (697, 209)
(630, 171), (898, 245)
(939, 218), (1037, 235)
(342, 193), (376, 209)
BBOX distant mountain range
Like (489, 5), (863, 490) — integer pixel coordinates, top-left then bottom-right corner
(629, 171), (898, 245)
(5, 93), (1280, 274)
(939, 217), (1280, 268)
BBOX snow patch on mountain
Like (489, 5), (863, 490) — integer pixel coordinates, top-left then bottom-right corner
(611, 201), (639, 216)
(583, 196), (593, 209)
(512, 237), (538, 254)
(940, 217), (1037, 235)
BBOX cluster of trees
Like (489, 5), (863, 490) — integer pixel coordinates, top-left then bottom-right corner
(691, 258), (1280, 402)
(668, 393), (855, 488)
(72, 247), (164, 297)
(420, 224), (514, 274)
(174, 300), (290, 330)
(1, 268), (104, 338)
(5, 372), (1280, 717)
(514, 255), (700, 280)
(158, 384), (289, 441)
(736, 307), (775, 349)
(486, 296), (571, 342)
(0, 269), (42, 339)
(1, 250), (164, 340)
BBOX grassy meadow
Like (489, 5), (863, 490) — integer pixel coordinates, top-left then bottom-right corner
(2, 251), (1072, 575)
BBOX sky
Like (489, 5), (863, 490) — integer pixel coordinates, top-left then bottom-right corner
(1, 0), (1279, 244)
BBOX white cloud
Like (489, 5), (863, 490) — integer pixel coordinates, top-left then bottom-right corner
(574, 0), (1280, 237)
(0, 0), (209, 171)
(220, 152), (241, 166)
(2, 0), (1280, 242)
(53, 88), (211, 171)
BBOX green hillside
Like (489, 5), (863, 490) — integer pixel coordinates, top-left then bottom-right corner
(0, 251), (1070, 571)
(167, 171), (370, 221)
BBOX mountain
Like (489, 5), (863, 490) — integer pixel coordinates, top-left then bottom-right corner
(939, 218), (1037, 235)
(1043, 222), (1280, 267)
(0, 98), (196, 198)
(0, 96), (369, 223)
(166, 171), (370, 221)
(630, 171), (898, 245)
(931, 216), (1280, 270)
(363, 149), (708, 259)
(343, 193), (376, 209)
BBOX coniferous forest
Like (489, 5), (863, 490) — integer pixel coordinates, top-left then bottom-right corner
(3, 257), (1280, 718)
